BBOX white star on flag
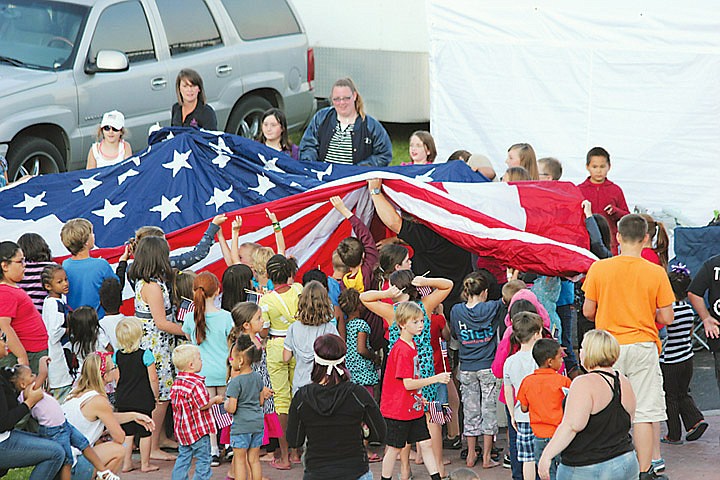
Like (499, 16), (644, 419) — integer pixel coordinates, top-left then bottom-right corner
(415, 168), (436, 183)
(13, 191), (47, 213)
(210, 137), (232, 154)
(312, 164), (332, 181)
(92, 199), (127, 225)
(72, 174), (102, 196)
(118, 169), (139, 185)
(162, 150), (192, 177)
(258, 153), (285, 173)
(206, 186), (234, 211)
(150, 195), (183, 220)
(249, 173), (275, 196)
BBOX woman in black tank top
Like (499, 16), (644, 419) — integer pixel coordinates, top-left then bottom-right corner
(538, 330), (640, 480)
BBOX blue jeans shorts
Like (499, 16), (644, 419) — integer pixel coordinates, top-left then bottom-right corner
(231, 431), (264, 450)
(38, 420), (90, 465)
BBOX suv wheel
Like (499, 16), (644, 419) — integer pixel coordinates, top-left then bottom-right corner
(7, 137), (64, 181)
(227, 96), (273, 139)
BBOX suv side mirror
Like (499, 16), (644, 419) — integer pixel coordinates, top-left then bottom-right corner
(85, 50), (129, 74)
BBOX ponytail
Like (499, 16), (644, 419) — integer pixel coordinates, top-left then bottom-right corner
(192, 271), (220, 345)
(655, 221), (669, 270)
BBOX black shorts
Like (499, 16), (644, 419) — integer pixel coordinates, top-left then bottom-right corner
(384, 416), (430, 448)
(118, 408), (153, 438)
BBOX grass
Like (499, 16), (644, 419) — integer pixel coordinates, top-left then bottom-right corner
(4, 468), (31, 480)
(290, 121), (429, 166)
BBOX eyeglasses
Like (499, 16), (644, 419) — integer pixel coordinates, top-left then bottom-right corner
(8, 258), (25, 265)
(331, 96), (353, 103)
(102, 125), (120, 132)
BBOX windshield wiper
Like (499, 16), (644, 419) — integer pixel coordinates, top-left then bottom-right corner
(0, 55), (27, 67)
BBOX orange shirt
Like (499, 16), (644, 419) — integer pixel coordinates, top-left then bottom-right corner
(582, 256), (675, 352)
(516, 368), (571, 438)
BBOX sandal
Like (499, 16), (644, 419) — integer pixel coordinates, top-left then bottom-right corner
(660, 436), (683, 445)
(97, 470), (120, 480)
(368, 452), (382, 463)
(686, 421), (708, 442)
(269, 458), (291, 470)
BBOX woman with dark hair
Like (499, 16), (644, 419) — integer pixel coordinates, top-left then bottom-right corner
(129, 236), (185, 461)
(16, 233), (54, 312)
(171, 68), (217, 130)
(221, 264), (254, 311)
(257, 108), (299, 159)
(287, 334), (385, 480)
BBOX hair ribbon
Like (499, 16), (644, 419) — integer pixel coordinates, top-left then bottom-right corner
(313, 353), (345, 376)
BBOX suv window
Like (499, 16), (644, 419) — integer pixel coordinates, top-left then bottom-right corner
(89, 1), (155, 64)
(156, 0), (222, 56)
(220, 0), (300, 40)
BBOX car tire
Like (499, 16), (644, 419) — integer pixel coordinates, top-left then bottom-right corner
(227, 96), (273, 139)
(7, 136), (64, 181)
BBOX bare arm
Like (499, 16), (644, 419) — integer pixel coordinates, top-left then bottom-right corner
(224, 396), (238, 414)
(0, 317), (28, 366)
(656, 305), (674, 326)
(124, 141), (132, 159)
(582, 298), (597, 321)
(200, 395), (223, 411)
(360, 288), (399, 323)
(688, 292), (720, 339)
(230, 217), (242, 265)
(216, 224), (233, 267)
(34, 356), (50, 388)
(367, 179), (402, 234)
(86, 148), (97, 170)
(504, 382), (516, 427)
(142, 282), (185, 336)
(282, 347), (293, 363)
(88, 396), (126, 444)
(403, 372), (450, 391)
(148, 364), (159, 401)
(356, 331), (375, 361)
(266, 209), (286, 256)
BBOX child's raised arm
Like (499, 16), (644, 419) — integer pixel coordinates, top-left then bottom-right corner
(416, 276), (453, 313)
(230, 216), (242, 265)
(216, 218), (233, 266)
(35, 356), (50, 388)
(359, 287), (400, 322)
(266, 209), (286, 256)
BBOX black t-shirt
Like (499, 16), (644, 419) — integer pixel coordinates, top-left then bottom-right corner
(688, 254), (720, 351)
(171, 102), (217, 130)
(398, 220), (473, 310)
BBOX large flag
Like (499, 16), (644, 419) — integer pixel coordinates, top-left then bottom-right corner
(1, 128), (595, 308)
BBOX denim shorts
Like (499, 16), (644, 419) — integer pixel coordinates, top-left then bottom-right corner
(230, 431), (264, 450)
(558, 451), (639, 480)
(38, 420), (90, 465)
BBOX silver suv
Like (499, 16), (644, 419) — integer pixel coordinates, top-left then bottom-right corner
(0, 0), (315, 180)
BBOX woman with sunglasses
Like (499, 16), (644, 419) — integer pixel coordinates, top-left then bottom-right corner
(63, 352), (154, 479)
(0, 241), (49, 373)
(86, 110), (133, 169)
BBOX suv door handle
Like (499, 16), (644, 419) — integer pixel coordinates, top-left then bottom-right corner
(151, 77), (167, 90)
(216, 65), (232, 76)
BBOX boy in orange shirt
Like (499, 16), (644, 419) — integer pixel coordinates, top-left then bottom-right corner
(517, 339), (571, 480)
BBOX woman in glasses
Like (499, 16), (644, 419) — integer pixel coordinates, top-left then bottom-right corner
(299, 77), (392, 167)
(86, 110), (133, 169)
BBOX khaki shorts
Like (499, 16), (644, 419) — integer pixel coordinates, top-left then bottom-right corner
(614, 342), (666, 423)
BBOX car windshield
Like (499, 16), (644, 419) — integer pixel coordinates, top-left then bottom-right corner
(0, 0), (88, 70)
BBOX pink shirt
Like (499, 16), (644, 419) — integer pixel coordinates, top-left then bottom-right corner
(0, 284), (49, 353)
(19, 391), (66, 428)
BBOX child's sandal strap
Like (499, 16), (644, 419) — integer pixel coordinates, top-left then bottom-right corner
(96, 470), (120, 480)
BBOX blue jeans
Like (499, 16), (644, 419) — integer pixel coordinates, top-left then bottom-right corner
(172, 435), (212, 480)
(534, 437), (559, 480)
(506, 405), (522, 480)
(357, 471), (373, 480)
(557, 451), (639, 480)
(557, 304), (578, 371)
(0, 429), (65, 480)
(39, 420), (90, 465)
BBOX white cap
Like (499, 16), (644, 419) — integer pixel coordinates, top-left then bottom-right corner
(101, 110), (124, 130)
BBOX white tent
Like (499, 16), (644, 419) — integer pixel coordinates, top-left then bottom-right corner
(428, 0), (720, 226)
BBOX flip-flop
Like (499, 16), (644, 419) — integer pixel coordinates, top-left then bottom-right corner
(269, 459), (291, 470)
(660, 436), (683, 445)
(368, 452), (382, 463)
(686, 421), (708, 441)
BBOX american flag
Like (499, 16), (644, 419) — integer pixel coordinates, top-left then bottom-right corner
(0, 128), (595, 311)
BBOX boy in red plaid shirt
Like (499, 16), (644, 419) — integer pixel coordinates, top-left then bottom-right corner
(170, 345), (223, 480)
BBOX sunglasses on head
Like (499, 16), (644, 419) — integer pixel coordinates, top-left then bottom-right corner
(102, 125), (120, 132)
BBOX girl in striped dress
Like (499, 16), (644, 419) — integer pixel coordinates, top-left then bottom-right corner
(660, 265), (707, 444)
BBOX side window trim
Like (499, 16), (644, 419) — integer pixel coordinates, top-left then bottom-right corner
(87, 0), (157, 66)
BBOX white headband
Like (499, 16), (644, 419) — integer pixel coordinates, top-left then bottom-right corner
(314, 353), (346, 376)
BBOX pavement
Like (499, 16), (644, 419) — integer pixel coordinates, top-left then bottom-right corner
(115, 349), (720, 479)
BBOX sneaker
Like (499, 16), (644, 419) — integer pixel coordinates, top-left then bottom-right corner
(503, 453), (511, 469)
(651, 458), (665, 473)
(639, 469), (668, 480)
(443, 436), (462, 450)
(211, 455), (221, 467)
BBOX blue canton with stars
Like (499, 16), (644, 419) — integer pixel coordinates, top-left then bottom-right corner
(0, 128), (487, 248)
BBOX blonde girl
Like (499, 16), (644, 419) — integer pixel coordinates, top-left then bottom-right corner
(506, 143), (539, 180)
(86, 110), (132, 169)
(181, 271), (234, 462)
(114, 317), (159, 473)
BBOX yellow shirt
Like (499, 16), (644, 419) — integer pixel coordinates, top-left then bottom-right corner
(259, 283), (303, 336)
(583, 256), (675, 352)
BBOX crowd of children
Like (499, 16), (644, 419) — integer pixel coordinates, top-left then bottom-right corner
(0, 141), (713, 480)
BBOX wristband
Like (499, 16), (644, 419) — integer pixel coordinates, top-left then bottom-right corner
(272, 222), (282, 232)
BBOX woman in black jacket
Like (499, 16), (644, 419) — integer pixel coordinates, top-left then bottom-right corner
(287, 334), (386, 480)
(0, 337), (65, 478)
